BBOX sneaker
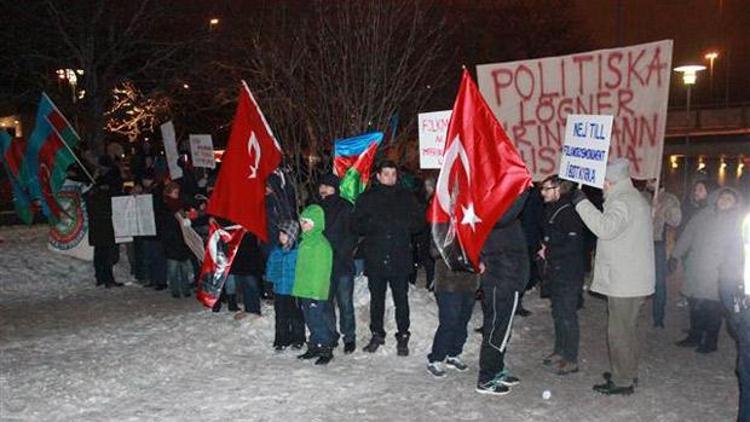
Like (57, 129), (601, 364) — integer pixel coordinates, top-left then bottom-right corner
(297, 347), (319, 360)
(494, 369), (520, 387)
(344, 342), (356, 354)
(427, 362), (446, 378)
(274, 345), (287, 353)
(396, 333), (410, 357)
(602, 372), (638, 386)
(475, 381), (511, 396)
(445, 356), (469, 372)
(291, 342), (304, 350)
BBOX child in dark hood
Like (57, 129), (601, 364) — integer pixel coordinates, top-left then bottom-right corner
(293, 205), (335, 365)
(265, 220), (305, 351)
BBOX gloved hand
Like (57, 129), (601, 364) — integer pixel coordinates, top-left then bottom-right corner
(667, 257), (679, 275)
(571, 189), (587, 205)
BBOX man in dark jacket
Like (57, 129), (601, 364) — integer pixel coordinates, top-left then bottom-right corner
(475, 190), (529, 395)
(230, 231), (266, 318)
(86, 156), (123, 288)
(354, 160), (421, 356)
(318, 173), (358, 353)
(538, 176), (586, 375)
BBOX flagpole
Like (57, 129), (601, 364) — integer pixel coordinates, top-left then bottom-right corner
(42, 93), (96, 184)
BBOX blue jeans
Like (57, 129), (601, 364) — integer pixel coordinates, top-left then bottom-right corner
(721, 283), (750, 422)
(330, 275), (356, 343)
(428, 291), (475, 362)
(230, 274), (260, 314)
(300, 299), (337, 347)
(354, 259), (365, 277)
(167, 259), (192, 297)
(652, 241), (667, 327)
(142, 239), (166, 286)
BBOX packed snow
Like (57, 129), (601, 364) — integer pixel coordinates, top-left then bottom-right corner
(0, 225), (739, 421)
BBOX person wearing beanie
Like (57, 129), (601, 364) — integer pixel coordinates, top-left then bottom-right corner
(265, 220), (305, 351)
(571, 158), (655, 395)
(317, 173), (358, 354)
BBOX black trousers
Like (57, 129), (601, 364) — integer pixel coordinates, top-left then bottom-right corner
(478, 285), (519, 384)
(273, 294), (306, 347)
(688, 297), (723, 348)
(368, 273), (410, 338)
(94, 245), (117, 286)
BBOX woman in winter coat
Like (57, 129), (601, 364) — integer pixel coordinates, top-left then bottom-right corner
(160, 182), (193, 298)
(671, 187), (743, 353)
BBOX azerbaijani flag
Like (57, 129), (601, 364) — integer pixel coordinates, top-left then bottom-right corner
(24, 93), (80, 223)
(333, 132), (383, 203)
(0, 131), (33, 224)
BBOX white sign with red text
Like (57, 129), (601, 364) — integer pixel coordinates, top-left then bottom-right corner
(418, 110), (452, 169)
(477, 40), (672, 181)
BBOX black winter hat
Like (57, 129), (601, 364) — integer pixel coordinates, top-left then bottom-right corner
(319, 173), (340, 190)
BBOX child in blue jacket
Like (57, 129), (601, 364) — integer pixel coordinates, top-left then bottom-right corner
(265, 220), (306, 351)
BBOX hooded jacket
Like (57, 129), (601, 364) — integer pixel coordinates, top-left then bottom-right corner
(673, 188), (744, 300)
(265, 221), (300, 296)
(318, 175), (357, 278)
(576, 178), (655, 297)
(292, 205), (333, 300)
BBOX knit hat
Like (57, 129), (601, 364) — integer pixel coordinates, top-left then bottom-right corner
(278, 220), (300, 250)
(319, 173), (340, 190)
(605, 158), (631, 183)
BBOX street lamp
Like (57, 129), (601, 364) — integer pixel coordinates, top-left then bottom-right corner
(704, 51), (719, 99)
(674, 64), (706, 193)
(209, 18), (219, 31)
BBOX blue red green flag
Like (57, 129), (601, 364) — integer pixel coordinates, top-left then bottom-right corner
(0, 131), (33, 224)
(25, 93), (81, 223)
(333, 132), (383, 203)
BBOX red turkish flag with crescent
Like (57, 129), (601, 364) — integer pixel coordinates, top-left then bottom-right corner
(428, 69), (532, 271)
(207, 81), (282, 242)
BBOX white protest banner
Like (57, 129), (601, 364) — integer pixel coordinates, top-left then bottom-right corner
(161, 120), (183, 180)
(111, 194), (156, 238)
(418, 110), (452, 169)
(175, 212), (205, 262)
(189, 134), (216, 169)
(559, 114), (613, 188)
(476, 40), (672, 181)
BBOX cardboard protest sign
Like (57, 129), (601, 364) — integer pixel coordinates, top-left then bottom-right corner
(189, 134), (216, 169)
(418, 110), (452, 169)
(559, 114), (613, 188)
(476, 40), (672, 180)
(111, 194), (156, 238)
(160, 121), (183, 180)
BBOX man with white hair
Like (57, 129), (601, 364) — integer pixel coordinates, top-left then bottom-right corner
(572, 158), (655, 395)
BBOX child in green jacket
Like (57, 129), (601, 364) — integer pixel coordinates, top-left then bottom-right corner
(293, 204), (335, 365)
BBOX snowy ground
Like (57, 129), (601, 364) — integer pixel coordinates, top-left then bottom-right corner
(0, 225), (740, 421)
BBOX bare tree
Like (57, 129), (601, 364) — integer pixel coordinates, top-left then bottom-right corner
(105, 81), (171, 143)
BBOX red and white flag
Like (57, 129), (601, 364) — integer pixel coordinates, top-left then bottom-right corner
(206, 81), (282, 242)
(429, 69), (532, 271)
(196, 221), (246, 308)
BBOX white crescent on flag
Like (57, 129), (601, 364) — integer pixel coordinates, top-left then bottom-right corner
(435, 135), (471, 216)
(247, 131), (261, 179)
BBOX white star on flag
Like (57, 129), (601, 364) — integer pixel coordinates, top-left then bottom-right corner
(460, 203), (482, 231)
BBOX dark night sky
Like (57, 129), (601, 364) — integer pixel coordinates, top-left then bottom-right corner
(571, 0), (750, 107)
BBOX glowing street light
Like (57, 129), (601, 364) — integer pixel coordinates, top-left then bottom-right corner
(674, 64), (706, 194)
(209, 18), (220, 31)
(704, 51), (719, 98)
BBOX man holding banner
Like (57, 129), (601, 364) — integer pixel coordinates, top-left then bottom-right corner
(572, 158), (655, 395)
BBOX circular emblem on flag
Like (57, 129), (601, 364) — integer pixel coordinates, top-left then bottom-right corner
(48, 186), (87, 250)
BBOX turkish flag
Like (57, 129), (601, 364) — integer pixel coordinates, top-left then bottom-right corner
(207, 81), (282, 242)
(428, 69), (532, 271)
(196, 221), (246, 308)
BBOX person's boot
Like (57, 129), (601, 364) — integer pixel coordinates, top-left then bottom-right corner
(696, 332), (718, 354)
(297, 344), (319, 360)
(212, 300), (222, 313)
(362, 335), (385, 353)
(675, 333), (700, 347)
(396, 332), (410, 357)
(593, 380), (634, 395)
(227, 294), (239, 312)
(315, 346), (334, 365)
(344, 341), (356, 354)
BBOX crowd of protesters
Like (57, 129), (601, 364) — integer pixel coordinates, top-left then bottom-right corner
(79, 142), (749, 418)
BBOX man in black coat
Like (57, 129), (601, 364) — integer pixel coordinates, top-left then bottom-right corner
(318, 173), (358, 353)
(354, 160), (421, 356)
(475, 190), (529, 395)
(86, 157), (123, 288)
(538, 175), (586, 375)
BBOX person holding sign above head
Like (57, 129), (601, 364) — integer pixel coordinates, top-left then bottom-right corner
(571, 158), (655, 396)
